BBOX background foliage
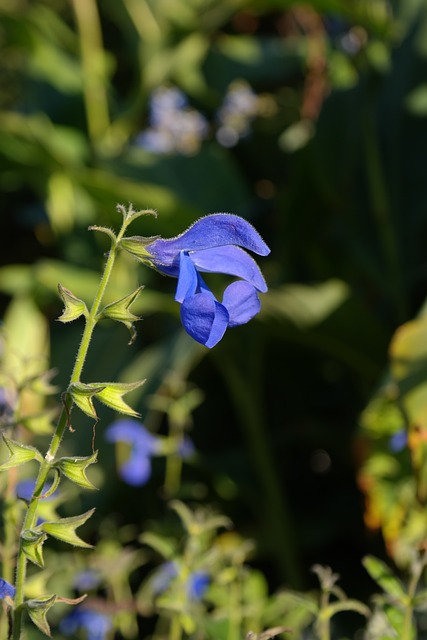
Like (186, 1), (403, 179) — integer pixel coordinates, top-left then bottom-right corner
(3, 0), (427, 637)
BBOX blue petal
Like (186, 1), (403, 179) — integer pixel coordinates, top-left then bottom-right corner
(175, 251), (199, 303)
(222, 281), (261, 327)
(191, 245), (268, 292)
(120, 452), (152, 486)
(180, 293), (229, 347)
(147, 214), (270, 272)
(0, 578), (15, 599)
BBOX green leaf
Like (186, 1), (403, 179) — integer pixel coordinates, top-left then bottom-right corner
(119, 236), (160, 262)
(57, 284), (88, 323)
(69, 383), (106, 419)
(139, 531), (177, 559)
(56, 451), (98, 490)
(362, 556), (406, 600)
(0, 436), (43, 470)
(40, 508), (95, 548)
(94, 380), (145, 416)
(25, 593), (87, 637)
(98, 286), (144, 344)
(26, 594), (57, 636)
(21, 529), (48, 568)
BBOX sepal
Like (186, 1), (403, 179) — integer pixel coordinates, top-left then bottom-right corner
(98, 286), (143, 344)
(0, 436), (43, 470)
(21, 529), (48, 567)
(117, 203), (157, 225)
(88, 225), (117, 243)
(56, 451), (98, 490)
(57, 284), (88, 323)
(119, 236), (160, 262)
(95, 380), (145, 416)
(25, 593), (86, 637)
(40, 508), (95, 548)
(69, 383), (106, 419)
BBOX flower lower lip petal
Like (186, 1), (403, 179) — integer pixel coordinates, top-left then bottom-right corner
(222, 281), (261, 327)
(180, 293), (229, 348)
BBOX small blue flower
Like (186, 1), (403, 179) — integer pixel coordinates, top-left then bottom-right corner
(188, 571), (210, 600)
(60, 607), (112, 640)
(389, 430), (407, 453)
(216, 81), (258, 148)
(179, 436), (195, 459)
(0, 578), (15, 599)
(135, 86), (208, 155)
(105, 419), (161, 486)
(151, 561), (178, 595)
(151, 562), (209, 601)
(141, 214), (270, 347)
(16, 479), (56, 502)
(73, 570), (102, 592)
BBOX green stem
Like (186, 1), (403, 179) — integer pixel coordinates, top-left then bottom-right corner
(71, 0), (110, 146)
(12, 222), (127, 639)
(215, 344), (302, 589)
(169, 616), (183, 640)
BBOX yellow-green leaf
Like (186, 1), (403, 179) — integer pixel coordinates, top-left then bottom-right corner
(56, 451), (98, 490)
(40, 508), (95, 548)
(57, 284), (88, 323)
(0, 436), (43, 470)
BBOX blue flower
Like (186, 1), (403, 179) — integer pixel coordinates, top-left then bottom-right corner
(105, 419), (161, 486)
(389, 430), (407, 453)
(60, 607), (112, 640)
(188, 571), (210, 600)
(0, 578), (15, 599)
(216, 81), (258, 148)
(151, 562), (209, 601)
(73, 570), (102, 592)
(129, 214), (270, 348)
(135, 86), (208, 155)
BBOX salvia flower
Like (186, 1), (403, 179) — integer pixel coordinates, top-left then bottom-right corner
(124, 214), (270, 347)
(105, 419), (161, 486)
(0, 578), (15, 599)
(60, 607), (112, 640)
(135, 86), (209, 155)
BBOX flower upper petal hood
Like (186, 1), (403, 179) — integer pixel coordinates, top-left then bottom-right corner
(146, 213), (270, 273)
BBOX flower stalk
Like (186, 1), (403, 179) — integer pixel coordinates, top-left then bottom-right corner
(12, 215), (130, 639)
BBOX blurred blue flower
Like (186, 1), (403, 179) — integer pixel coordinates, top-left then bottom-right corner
(151, 562), (209, 601)
(16, 479), (56, 502)
(60, 607), (112, 640)
(179, 436), (195, 459)
(151, 561), (178, 595)
(135, 86), (208, 155)
(188, 571), (210, 600)
(105, 419), (161, 486)
(73, 570), (102, 592)
(0, 387), (16, 422)
(0, 578), (15, 599)
(389, 430), (407, 453)
(142, 214), (270, 347)
(216, 81), (258, 148)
